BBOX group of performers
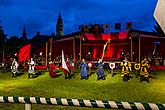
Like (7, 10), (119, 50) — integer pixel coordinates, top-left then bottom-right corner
(48, 57), (74, 79)
(10, 55), (154, 83)
(79, 57), (154, 82)
(121, 57), (153, 83)
(10, 58), (36, 79)
(79, 58), (106, 80)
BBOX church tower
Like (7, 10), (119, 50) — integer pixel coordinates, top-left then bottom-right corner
(22, 26), (27, 39)
(21, 26), (27, 43)
(56, 13), (63, 39)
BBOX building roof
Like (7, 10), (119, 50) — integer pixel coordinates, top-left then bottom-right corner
(129, 29), (165, 37)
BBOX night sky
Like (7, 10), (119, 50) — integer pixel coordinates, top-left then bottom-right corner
(0, 0), (157, 38)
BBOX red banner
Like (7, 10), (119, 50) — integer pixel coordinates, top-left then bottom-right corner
(18, 44), (31, 62)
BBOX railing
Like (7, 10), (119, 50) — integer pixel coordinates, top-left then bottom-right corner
(0, 96), (165, 110)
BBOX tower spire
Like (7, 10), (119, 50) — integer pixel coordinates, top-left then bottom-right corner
(22, 26), (27, 41)
(56, 13), (63, 39)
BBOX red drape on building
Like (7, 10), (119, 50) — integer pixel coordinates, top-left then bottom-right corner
(101, 33), (111, 40)
(92, 47), (97, 59)
(83, 31), (128, 60)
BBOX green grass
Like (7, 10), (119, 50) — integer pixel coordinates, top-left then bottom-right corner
(0, 69), (165, 110)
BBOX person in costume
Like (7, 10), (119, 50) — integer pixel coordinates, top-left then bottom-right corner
(11, 59), (18, 77)
(96, 59), (106, 80)
(64, 58), (71, 79)
(120, 57), (133, 81)
(28, 58), (36, 79)
(79, 59), (88, 80)
(49, 61), (57, 78)
(140, 57), (150, 83)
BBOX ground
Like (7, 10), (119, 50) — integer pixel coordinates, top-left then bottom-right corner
(0, 68), (165, 110)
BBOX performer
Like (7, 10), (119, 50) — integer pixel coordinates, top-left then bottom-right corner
(11, 59), (18, 77)
(49, 61), (57, 78)
(96, 59), (106, 80)
(120, 57), (133, 81)
(28, 58), (36, 79)
(79, 59), (88, 80)
(140, 57), (150, 83)
(64, 58), (71, 79)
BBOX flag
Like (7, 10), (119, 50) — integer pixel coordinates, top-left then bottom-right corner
(62, 50), (69, 72)
(101, 39), (111, 60)
(115, 23), (121, 30)
(126, 22), (132, 30)
(18, 44), (31, 62)
(154, 0), (165, 34)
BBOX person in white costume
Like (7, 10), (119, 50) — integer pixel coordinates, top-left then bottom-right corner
(11, 59), (18, 77)
(28, 58), (36, 79)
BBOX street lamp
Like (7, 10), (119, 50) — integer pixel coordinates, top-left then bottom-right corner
(40, 52), (43, 65)
(49, 52), (51, 61)
(88, 52), (91, 61)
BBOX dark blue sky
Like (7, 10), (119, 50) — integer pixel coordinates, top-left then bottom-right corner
(0, 0), (157, 38)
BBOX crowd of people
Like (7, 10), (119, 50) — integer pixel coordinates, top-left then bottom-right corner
(0, 53), (159, 83)
(50, 56), (156, 83)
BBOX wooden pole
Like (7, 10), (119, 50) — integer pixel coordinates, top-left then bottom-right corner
(130, 37), (133, 61)
(50, 38), (52, 61)
(111, 69), (114, 77)
(138, 37), (141, 62)
(25, 103), (31, 110)
(80, 35), (82, 61)
(73, 38), (75, 61)
(46, 42), (48, 66)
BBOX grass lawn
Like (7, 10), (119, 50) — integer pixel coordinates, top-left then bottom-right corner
(0, 68), (165, 110)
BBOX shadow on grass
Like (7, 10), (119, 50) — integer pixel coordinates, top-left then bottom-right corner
(16, 72), (24, 77)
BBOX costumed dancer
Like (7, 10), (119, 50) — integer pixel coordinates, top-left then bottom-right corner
(120, 57), (133, 81)
(79, 59), (88, 80)
(49, 61), (57, 78)
(28, 58), (36, 79)
(11, 59), (18, 77)
(96, 59), (106, 80)
(140, 57), (150, 83)
(64, 58), (71, 79)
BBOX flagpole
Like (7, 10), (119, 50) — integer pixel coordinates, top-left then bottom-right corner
(50, 38), (52, 61)
(46, 42), (48, 66)
(101, 39), (110, 60)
